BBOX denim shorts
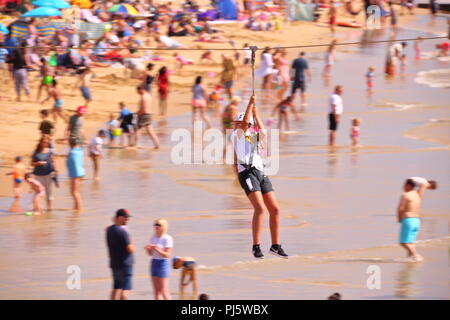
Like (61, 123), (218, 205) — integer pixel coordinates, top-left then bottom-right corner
(80, 86), (91, 100)
(151, 259), (170, 278)
(111, 265), (133, 290)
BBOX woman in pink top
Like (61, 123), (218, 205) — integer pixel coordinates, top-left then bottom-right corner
(274, 49), (290, 99)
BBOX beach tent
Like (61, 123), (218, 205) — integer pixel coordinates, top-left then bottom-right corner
(286, 1), (314, 21)
(217, 0), (237, 20)
(22, 6), (62, 17)
(9, 19), (106, 40)
(32, 0), (71, 9)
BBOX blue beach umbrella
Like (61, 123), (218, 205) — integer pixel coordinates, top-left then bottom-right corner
(32, 0), (71, 9)
(0, 24), (9, 35)
(22, 7), (62, 18)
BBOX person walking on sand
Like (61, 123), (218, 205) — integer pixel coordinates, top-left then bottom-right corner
(135, 85), (160, 149)
(73, 67), (94, 107)
(106, 209), (135, 300)
(6, 156), (27, 199)
(328, 85), (344, 146)
(221, 54), (237, 100)
(191, 76), (212, 129)
(88, 129), (107, 181)
(397, 178), (437, 262)
(66, 139), (85, 211)
(31, 136), (58, 212)
(67, 106), (87, 145)
(273, 49), (290, 100)
(323, 40), (337, 78)
(41, 80), (68, 124)
(145, 219), (173, 300)
(291, 52), (312, 111)
(118, 102), (135, 147)
(8, 44), (31, 102)
(271, 95), (298, 133)
(24, 173), (45, 215)
(156, 66), (169, 117)
(231, 94), (288, 259)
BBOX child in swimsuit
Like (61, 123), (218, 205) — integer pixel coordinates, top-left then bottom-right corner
(6, 156), (27, 198)
(24, 173), (45, 215)
(272, 95), (297, 133)
(350, 118), (360, 146)
(366, 66), (375, 91)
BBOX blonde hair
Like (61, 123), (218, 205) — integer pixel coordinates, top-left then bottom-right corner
(154, 218), (169, 234)
(368, 66), (375, 72)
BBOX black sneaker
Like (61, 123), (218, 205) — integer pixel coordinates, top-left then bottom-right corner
(252, 244), (264, 259)
(269, 244), (288, 259)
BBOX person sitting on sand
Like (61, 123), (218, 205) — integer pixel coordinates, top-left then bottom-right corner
(196, 30), (227, 43)
(154, 34), (186, 49)
(24, 173), (45, 216)
(396, 178), (437, 262)
(172, 256), (198, 297)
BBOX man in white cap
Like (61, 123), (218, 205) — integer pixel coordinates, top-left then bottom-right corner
(230, 94), (288, 259)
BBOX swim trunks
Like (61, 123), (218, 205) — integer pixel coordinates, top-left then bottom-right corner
(137, 113), (152, 129)
(400, 217), (421, 243)
(54, 99), (63, 108)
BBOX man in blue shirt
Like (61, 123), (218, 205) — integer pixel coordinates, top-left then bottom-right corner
(291, 52), (312, 111)
(106, 209), (135, 300)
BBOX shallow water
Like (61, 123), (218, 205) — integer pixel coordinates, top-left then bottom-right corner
(0, 16), (449, 299)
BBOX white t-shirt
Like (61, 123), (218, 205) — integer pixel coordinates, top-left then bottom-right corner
(149, 234), (173, 260)
(230, 129), (264, 173)
(89, 137), (103, 155)
(329, 93), (343, 115)
(244, 47), (252, 59)
(409, 177), (430, 189)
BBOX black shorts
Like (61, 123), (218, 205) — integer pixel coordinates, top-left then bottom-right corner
(328, 113), (339, 131)
(291, 80), (306, 94)
(111, 265), (133, 290)
(238, 167), (274, 196)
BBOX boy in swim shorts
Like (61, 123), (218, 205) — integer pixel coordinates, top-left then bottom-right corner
(42, 80), (68, 123)
(396, 178), (436, 262)
(6, 156), (27, 198)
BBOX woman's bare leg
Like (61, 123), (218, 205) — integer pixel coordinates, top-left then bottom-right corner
(247, 191), (266, 245)
(262, 191), (280, 245)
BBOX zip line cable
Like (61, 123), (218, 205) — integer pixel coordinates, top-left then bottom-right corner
(0, 35), (447, 51)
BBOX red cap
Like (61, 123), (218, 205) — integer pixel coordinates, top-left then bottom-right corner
(77, 106), (87, 115)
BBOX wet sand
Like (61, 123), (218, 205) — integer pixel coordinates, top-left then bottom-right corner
(0, 13), (449, 299)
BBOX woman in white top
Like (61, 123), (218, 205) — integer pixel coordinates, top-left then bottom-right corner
(256, 47), (275, 92)
(230, 95), (288, 260)
(145, 219), (173, 300)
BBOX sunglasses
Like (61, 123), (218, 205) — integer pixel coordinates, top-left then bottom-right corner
(154, 224), (161, 227)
